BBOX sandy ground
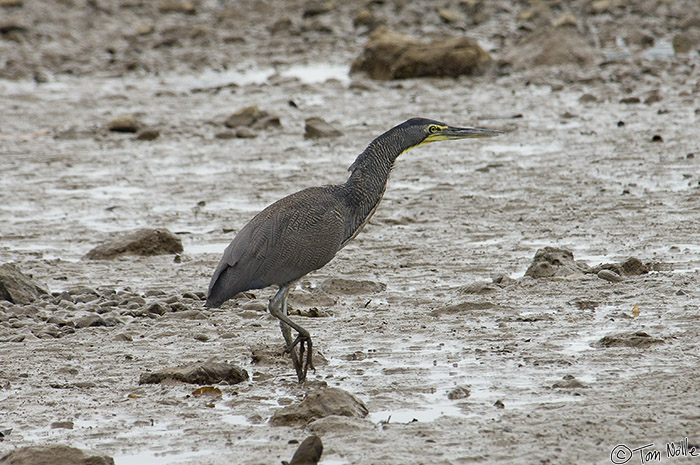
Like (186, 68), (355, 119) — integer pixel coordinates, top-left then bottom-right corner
(1, 1), (700, 464)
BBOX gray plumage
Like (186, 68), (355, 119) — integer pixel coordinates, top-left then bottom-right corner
(205, 117), (503, 382)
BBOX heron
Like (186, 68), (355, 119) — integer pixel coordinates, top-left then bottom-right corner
(205, 118), (503, 382)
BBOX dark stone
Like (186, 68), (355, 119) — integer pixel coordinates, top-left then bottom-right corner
(351, 27), (492, 80)
(0, 264), (48, 304)
(107, 114), (140, 133)
(84, 228), (183, 259)
(139, 361), (248, 385)
(270, 387), (368, 427)
(0, 444), (114, 465)
(283, 435), (323, 465)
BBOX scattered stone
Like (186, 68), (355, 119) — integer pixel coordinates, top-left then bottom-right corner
(0, 0), (22, 7)
(304, 117), (342, 139)
(351, 27), (492, 80)
(651, 134), (663, 142)
(107, 114), (141, 133)
(158, 0), (195, 14)
(136, 128), (160, 140)
(620, 96), (641, 104)
(84, 228), (183, 259)
(268, 18), (294, 35)
(579, 93), (598, 103)
(552, 12), (578, 28)
(282, 435), (323, 465)
(672, 28), (700, 54)
(524, 247), (589, 278)
(235, 127), (257, 138)
(626, 30), (655, 49)
(430, 301), (495, 317)
(0, 264), (48, 304)
(270, 387), (368, 427)
(0, 444), (114, 465)
(74, 315), (109, 328)
(447, 386), (471, 400)
(50, 421), (74, 429)
(307, 415), (374, 434)
(597, 269), (623, 283)
(644, 90), (662, 105)
(438, 8), (464, 24)
(552, 375), (586, 389)
(504, 27), (599, 70)
(224, 106), (280, 130)
(319, 278), (385, 295)
(592, 257), (649, 277)
(595, 331), (664, 349)
(139, 361), (248, 385)
(0, 428), (11, 441)
(0, 20), (27, 37)
(494, 399), (505, 409)
(303, 0), (335, 18)
(353, 8), (374, 28)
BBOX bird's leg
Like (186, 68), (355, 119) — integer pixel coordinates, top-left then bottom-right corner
(269, 284), (313, 382)
(280, 288), (314, 375)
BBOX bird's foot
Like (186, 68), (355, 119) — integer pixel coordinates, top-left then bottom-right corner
(286, 334), (313, 383)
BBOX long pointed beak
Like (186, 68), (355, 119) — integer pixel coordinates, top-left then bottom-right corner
(442, 126), (504, 139)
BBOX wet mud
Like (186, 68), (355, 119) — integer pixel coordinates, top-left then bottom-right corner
(1, 1), (700, 464)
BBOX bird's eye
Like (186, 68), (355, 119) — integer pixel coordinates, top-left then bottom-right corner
(428, 125), (439, 134)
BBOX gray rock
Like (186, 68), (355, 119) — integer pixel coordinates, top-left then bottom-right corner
(136, 128), (160, 140)
(431, 301), (496, 317)
(0, 264), (48, 304)
(139, 361), (248, 385)
(224, 105), (280, 130)
(270, 387), (368, 427)
(447, 386), (471, 400)
(524, 247), (589, 278)
(84, 228), (183, 259)
(307, 415), (374, 434)
(552, 375), (586, 389)
(595, 331), (664, 349)
(351, 27), (492, 80)
(0, 444), (114, 465)
(673, 28), (700, 54)
(304, 117), (342, 139)
(597, 269), (623, 283)
(74, 315), (108, 328)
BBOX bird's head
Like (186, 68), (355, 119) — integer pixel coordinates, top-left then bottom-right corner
(394, 117), (504, 153)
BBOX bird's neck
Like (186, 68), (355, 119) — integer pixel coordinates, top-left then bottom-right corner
(340, 135), (408, 245)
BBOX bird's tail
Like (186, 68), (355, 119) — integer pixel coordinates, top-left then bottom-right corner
(205, 265), (252, 308)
